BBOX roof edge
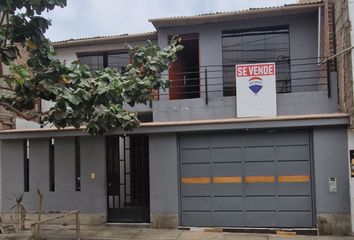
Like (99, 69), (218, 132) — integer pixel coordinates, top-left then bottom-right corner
(52, 31), (157, 49)
(0, 113), (348, 137)
(149, 1), (324, 28)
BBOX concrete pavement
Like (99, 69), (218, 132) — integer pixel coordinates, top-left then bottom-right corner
(35, 225), (354, 240)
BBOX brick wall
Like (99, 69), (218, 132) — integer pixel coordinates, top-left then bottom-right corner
(333, 0), (353, 122)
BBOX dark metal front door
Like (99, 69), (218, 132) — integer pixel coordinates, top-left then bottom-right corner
(106, 135), (150, 223)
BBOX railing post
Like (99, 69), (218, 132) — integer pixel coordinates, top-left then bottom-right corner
(327, 59), (331, 98)
(204, 66), (208, 105)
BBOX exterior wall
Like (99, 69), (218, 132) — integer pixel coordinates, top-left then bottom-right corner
(55, 40), (156, 64)
(0, 123), (351, 232)
(313, 127), (351, 235)
(152, 12), (339, 121)
(52, 12), (340, 123)
(45, 40), (157, 116)
(157, 13), (319, 96)
(153, 75), (338, 121)
(348, 129), (354, 234)
(149, 133), (179, 228)
(0, 136), (107, 225)
(334, 0), (353, 122)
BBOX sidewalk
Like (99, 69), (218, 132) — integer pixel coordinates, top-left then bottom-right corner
(35, 225), (354, 240)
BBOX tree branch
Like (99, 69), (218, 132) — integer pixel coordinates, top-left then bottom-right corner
(0, 86), (15, 92)
(0, 12), (6, 27)
(0, 101), (35, 121)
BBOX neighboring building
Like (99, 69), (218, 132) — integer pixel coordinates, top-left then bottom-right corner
(0, 1), (352, 235)
(331, 0), (354, 236)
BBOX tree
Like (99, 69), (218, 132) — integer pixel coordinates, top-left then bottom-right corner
(0, 0), (182, 134)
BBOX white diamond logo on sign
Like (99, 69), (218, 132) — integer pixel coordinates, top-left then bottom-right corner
(236, 63), (277, 117)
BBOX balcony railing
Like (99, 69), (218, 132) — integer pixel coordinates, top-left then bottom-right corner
(155, 57), (331, 105)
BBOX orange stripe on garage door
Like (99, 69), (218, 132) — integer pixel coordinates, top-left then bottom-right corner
(181, 177), (210, 184)
(213, 176), (242, 183)
(278, 175), (310, 183)
(245, 176), (275, 183)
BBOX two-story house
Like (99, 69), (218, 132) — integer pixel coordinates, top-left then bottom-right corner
(0, 1), (351, 235)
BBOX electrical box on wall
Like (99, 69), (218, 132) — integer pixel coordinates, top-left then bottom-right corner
(329, 177), (337, 193)
(350, 150), (354, 177)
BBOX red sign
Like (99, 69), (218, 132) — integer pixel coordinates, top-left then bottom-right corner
(236, 63), (275, 77)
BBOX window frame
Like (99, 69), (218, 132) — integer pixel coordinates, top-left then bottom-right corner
(76, 50), (130, 73)
(221, 25), (291, 96)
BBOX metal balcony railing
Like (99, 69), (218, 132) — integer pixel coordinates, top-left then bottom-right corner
(154, 57), (332, 105)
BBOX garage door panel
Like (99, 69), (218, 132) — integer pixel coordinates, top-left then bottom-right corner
(181, 164), (209, 177)
(278, 212), (312, 227)
(278, 183), (311, 195)
(245, 162), (275, 176)
(213, 162), (242, 176)
(246, 184), (276, 196)
(277, 161), (310, 175)
(214, 184), (243, 196)
(246, 197), (276, 211)
(244, 147), (274, 161)
(213, 212), (244, 226)
(211, 148), (242, 162)
(181, 184), (211, 196)
(182, 212), (212, 226)
(182, 197), (211, 211)
(246, 212), (277, 227)
(179, 131), (313, 228)
(243, 133), (274, 146)
(275, 131), (309, 145)
(276, 145), (309, 161)
(278, 196), (312, 211)
(181, 149), (209, 163)
(180, 135), (209, 148)
(211, 134), (244, 147)
(213, 197), (243, 211)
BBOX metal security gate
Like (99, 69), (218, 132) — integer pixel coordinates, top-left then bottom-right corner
(106, 135), (150, 223)
(179, 130), (313, 228)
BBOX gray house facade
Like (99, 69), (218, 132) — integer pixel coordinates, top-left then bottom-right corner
(0, 1), (351, 235)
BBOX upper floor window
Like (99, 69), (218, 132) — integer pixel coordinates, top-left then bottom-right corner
(78, 52), (130, 74)
(222, 26), (291, 96)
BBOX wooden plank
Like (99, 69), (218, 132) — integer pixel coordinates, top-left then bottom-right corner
(276, 230), (296, 236)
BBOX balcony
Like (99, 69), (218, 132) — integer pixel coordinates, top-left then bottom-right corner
(146, 57), (338, 122)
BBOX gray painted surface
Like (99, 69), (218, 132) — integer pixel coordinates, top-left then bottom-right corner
(179, 130), (313, 228)
(1, 136), (106, 215)
(1, 139), (24, 209)
(149, 133), (179, 215)
(149, 12), (338, 122)
(0, 115), (348, 139)
(153, 89), (338, 122)
(49, 11), (337, 124)
(157, 13), (318, 96)
(313, 127), (350, 214)
(0, 126), (351, 229)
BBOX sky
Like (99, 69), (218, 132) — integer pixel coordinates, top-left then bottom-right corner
(43, 0), (298, 42)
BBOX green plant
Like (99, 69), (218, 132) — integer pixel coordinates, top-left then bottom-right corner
(0, 1), (182, 134)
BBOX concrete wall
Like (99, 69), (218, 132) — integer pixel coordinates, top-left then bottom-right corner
(149, 133), (179, 228)
(348, 129), (354, 234)
(153, 77), (338, 121)
(0, 136), (107, 224)
(157, 12), (319, 98)
(151, 12), (339, 121)
(51, 12), (339, 124)
(334, 0), (353, 121)
(313, 127), (351, 235)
